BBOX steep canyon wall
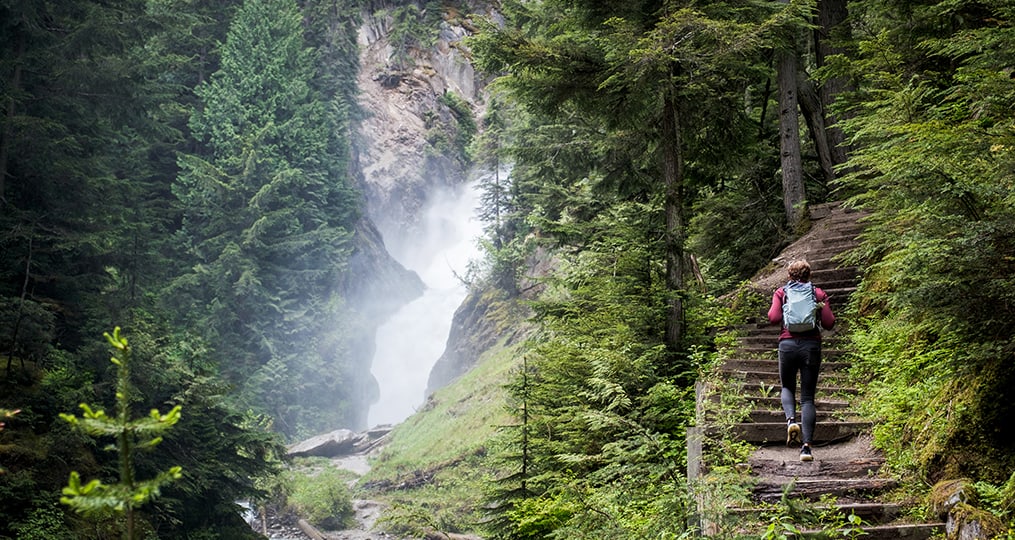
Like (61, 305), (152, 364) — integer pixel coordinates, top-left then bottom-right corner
(344, 1), (495, 427)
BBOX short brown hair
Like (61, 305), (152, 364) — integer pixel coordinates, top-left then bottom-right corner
(787, 260), (811, 282)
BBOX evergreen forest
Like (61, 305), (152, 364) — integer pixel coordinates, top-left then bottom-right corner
(1, 0), (1014, 539)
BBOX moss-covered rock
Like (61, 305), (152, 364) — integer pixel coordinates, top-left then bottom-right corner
(945, 502), (1005, 540)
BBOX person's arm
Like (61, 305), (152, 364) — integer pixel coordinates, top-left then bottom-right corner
(816, 288), (836, 329)
(768, 288), (783, 325)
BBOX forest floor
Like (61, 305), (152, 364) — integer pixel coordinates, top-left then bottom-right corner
(252, 452), (391, 540)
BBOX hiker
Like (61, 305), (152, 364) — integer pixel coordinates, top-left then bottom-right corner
(767, 260), (835, 462)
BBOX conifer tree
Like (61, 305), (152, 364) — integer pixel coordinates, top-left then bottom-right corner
(173, 0), (360, 436)
(470, 0), (790, 351)
(0, 0), (170, 348)
(60, 327), (182, 540)
(832, 0), (1015, 480)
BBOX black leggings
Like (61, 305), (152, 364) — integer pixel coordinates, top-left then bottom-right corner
(778, 338), (822, 444)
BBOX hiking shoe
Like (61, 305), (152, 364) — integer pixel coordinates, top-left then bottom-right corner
(800, 445), (814, 462)
(786, 421), (802, 447)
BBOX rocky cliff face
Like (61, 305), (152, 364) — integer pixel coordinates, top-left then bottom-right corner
(344, 1), (494, 427)
(354, 2), (489, 256)
(426, 246), (554, 393)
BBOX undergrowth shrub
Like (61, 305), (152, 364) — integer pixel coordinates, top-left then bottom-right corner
(284, 464), (354, 529)
(848, 310), (1015, 484)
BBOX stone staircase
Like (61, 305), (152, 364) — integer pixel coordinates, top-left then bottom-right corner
(689, 202), (946, 538)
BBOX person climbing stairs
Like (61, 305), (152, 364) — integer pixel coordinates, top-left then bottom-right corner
(688, 202), (946, 538)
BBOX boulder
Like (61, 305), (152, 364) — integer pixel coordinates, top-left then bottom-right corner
(931, 478), (976, 519)
(945, 502), (1005, 540)
(930, 479), (1005, 540)
(287, 426), (393, 459)
(287, 429), (361, 458)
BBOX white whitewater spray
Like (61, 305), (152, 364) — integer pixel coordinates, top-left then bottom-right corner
(367, 181), (483, 427)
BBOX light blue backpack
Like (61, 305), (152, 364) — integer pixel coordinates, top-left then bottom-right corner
(782, 281), (818, 332)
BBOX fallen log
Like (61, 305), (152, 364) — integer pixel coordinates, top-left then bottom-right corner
(296, 519), (326, 540)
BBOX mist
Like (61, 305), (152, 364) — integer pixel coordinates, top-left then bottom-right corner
(367, 181), (483, 427)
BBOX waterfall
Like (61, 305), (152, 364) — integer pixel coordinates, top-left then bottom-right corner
(367, 181), (483, 427)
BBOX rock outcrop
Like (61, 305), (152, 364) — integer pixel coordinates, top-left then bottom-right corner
(342, 216), (426, 322)
(287, 425), (392, 459)
(351, 1), (500, 415)
(425, 289), (506, 394)
(354, 2), (491, 256)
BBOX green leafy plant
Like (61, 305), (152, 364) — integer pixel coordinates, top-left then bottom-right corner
(758, 490), (869, 540)
(283, 463), (354, 529)
(974, 472), (1015, 531)
(761, 513), (804, 540)
(60, 327), (182, 540)
(9, 503), (73, 540)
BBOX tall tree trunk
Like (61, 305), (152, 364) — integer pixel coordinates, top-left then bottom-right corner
(520, 353), (529, 494)
(662, 92), (684, 351)
(797, 72), (835, 183)
(816, 0), (852, 170)
(6, 229), (32, 375)
(493, 152), (502, 249)
(777, 45), (806, 228)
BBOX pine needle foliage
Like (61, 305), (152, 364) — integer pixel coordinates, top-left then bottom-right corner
(831, 0), (1015, 483)
(483, 200), (698, 539)
(60, 327), (182, 539)
(171, 0), (362, 438)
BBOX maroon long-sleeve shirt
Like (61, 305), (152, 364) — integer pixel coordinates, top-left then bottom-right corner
(767, 282), (836, 340)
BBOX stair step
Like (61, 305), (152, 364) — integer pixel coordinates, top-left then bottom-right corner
(722, 365), (848, 381)
(798, 522), (945, 539)
(823, 286), (858, 298)
(734, 325), (782, 337)
(820, 502), (903, 523)
(723, 369), (851, 386)
(822, 234), (862, 248)
(734, 345), (844, 355)
(813, 278), (858, 290)
(818, 219), (865, 233)
(739, 395), (852, 411)
(734, 334), (850, 346)
(700, 391), (855, 412)
(730, 421), (871, 445)
(799, 248), (857, 263)
(808, 255), (857, 270)
(728, 502), (903, 525)
(735, 346), (778, 358)
(748, 455), (884, 479)
(722, 359), (848, 371)
(745, 409), (860, 423)
(721, 358), (850, 373)
(814, 211), (864, 224)
(738, 382), (858, 396)
(753, 477), (897, 503)
(735, 346), (849, 359)
(810, 267), (861, 281)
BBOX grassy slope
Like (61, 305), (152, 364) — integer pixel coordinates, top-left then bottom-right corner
(356, 332), (526, 534)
